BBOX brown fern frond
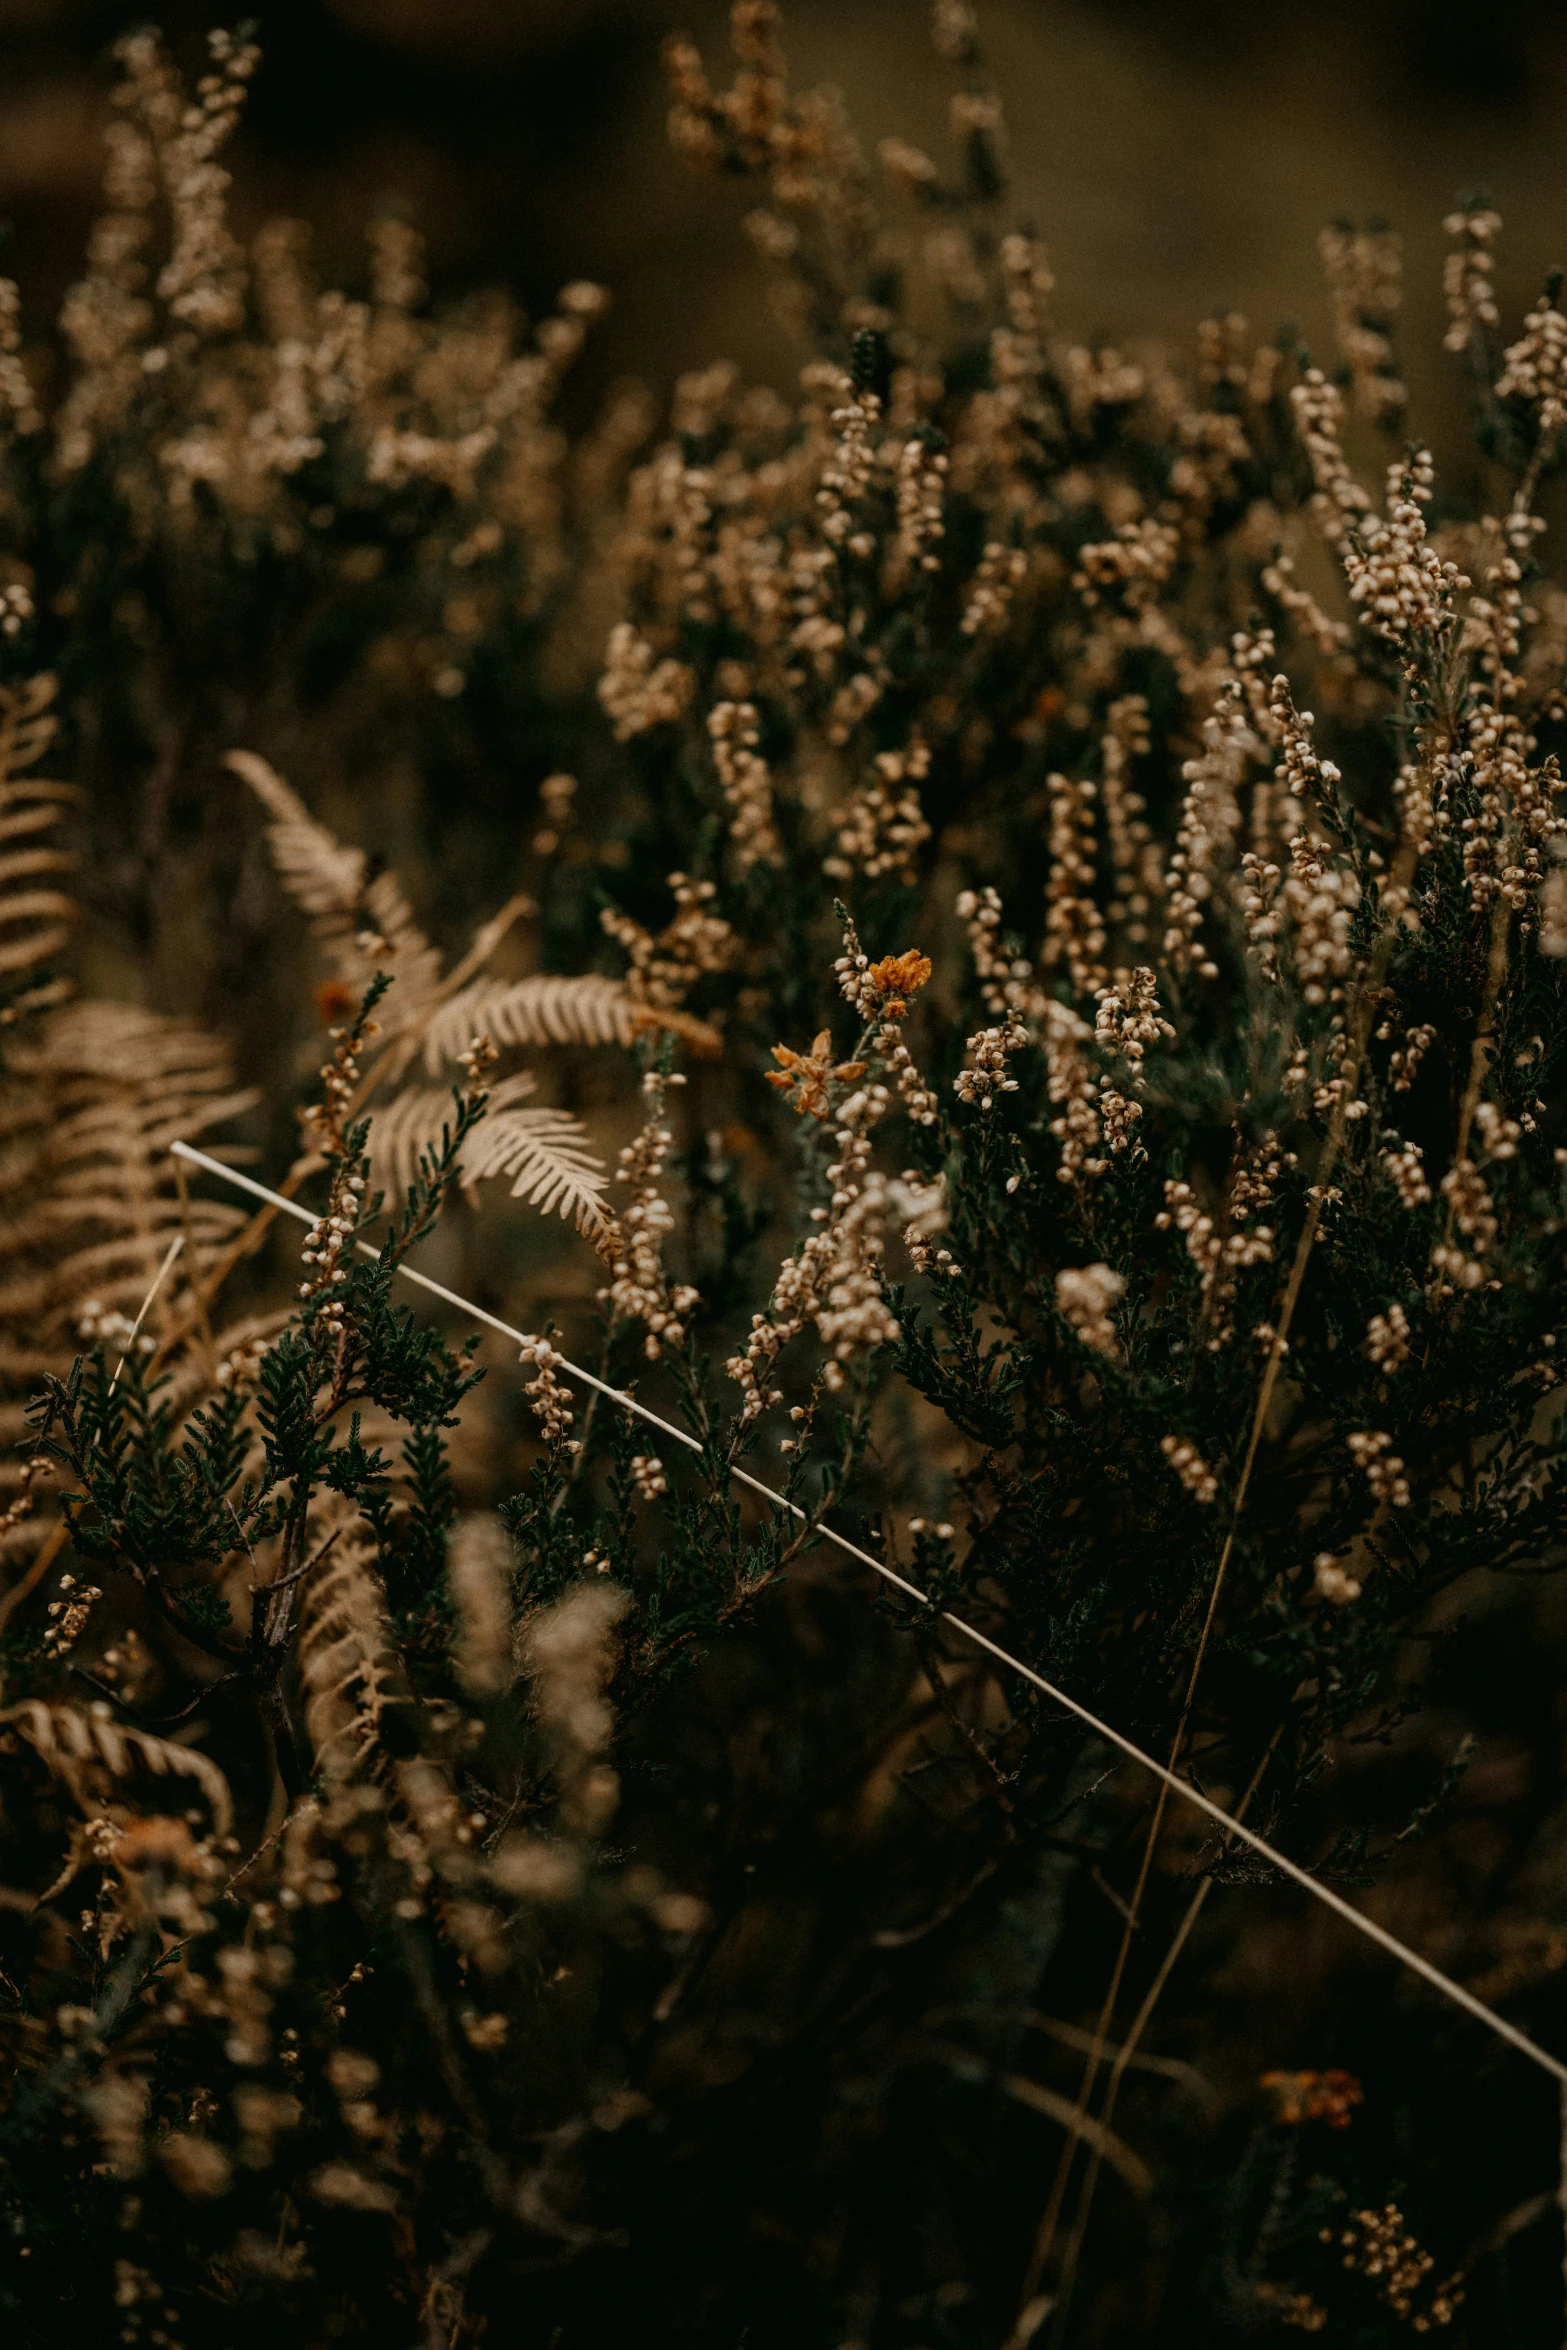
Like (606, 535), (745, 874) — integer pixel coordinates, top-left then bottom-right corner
(225, 750), (443, 1028)
(0, 674), (80, 995)
(0, 1698), (233, 1833)
(421, 974), (638, 1067)
(0, 1001), (254, 1520)
(367, 1071), (608, 1231)
(366, 1070), (532, 1201)
(296, 1509), (402, 1787)
(463, 1106), (610, 1233)
(421, 973), (722, 1069)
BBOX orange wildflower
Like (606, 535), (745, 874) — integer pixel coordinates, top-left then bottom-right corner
(765, 1030), (867, 1119)
(314, 976), (357, 1027)
(867, 949), (933, 1019)
(1260, 2068), (1363, 2129)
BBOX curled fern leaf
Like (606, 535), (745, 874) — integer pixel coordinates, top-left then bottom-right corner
(0, 1698), (233, 1832)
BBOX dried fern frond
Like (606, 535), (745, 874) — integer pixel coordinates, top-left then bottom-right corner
(421, 973), (721, 1069)
(0, 1001), (254, 1517)
(421, 974), (639, 1067)
(296, 1511), (401, 1787)
(366, 1070), (532, 1201)
(0, 673), (79, 997)
(0, 1698), (233, 1833)
(369, 1072), (608, 1232)
(464, 1105), (610, 1233)
(225, 749), (443, 1030)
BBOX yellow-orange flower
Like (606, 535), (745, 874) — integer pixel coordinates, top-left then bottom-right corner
(765, 1030), (867, 1119)
(867, 949), (932, 1019)
(1259, 2068), (1363, 2130)
(314, 976), (357, 1027)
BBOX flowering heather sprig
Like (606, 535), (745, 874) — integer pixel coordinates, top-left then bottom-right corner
(629, 1454), (667, 1501)
(518, 1338), (579, 1453)
(1290, 367), (1373, 546)
(1160, 1435), (1218, 1503)
(1496, 284), (1567, 436)
(1313, 1552), (1363, 1606)
(149, 26), (260, 337)
(0, 279), (40, 438)
(729, 1068), (899, 1416)
(960, 538), (1028, 637)
(1072, 518), (1180, 613)
(1318, 221), (1405, 422)
(875, 1020), (939, 1126)
(1429, 1158), (1498, 1296)
(1154, 1160), (1277, 1353)
(602, 871), (736, 1010)
(1342, 450), (1468, 658)
(1347, 1429), (1410, 1509)
(42, 1569), (102, 1660)
(1443, 200), (1502, 352)
(1164, 676), (1250, 978)
(1382, 1139), (1433, 1209)
(1098, 693), (1160, 947)
(1043, 997), (1104, 1185)
(707, 698), (782, 870)
(954, 886), (1047, 1025)
(0, 1450), (51, 1543)
(1332, 2207), (1464, 2328)
(953, 1017), (1026, 1112)
(598, 623), (697, 741)
(1366, 1303), (1411, 1371)
(1043, 768), (1109, 995)
(297, 983), (388, 1325)
(818, 381), (881, 553)
(596, 1068), (700, 1359)
(823, 743), (932, 887)
(1055, 1263), (1124, 1359)
(887, 429), (947, 589)
(77, 1302), (154, 1354)
(1386, 1022), (1437, 1091)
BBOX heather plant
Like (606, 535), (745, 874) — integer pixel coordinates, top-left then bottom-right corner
(3, 7), (1567, 2347)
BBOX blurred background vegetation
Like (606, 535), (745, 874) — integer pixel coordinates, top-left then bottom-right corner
(1, 0), (1566, 421)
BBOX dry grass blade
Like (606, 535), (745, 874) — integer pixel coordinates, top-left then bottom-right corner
(1025, 2012), (1215, 2107)
(1000, 2070), (1152, 2198)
